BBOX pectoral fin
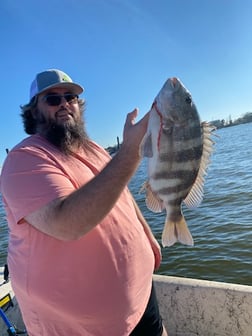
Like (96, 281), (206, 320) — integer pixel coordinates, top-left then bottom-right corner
(140, 132), (153, 158)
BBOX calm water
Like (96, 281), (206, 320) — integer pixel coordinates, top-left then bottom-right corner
(0, 123), (251, 285)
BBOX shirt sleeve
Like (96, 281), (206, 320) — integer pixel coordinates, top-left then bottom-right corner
(1, 146), (77, 224)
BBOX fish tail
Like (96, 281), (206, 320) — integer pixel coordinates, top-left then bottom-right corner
(161, 215), (194, 247)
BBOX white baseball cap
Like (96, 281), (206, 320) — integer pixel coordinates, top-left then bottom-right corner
(29, 69), (84, 101)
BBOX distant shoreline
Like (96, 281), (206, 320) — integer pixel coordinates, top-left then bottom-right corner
(211, 113), (252, 130)
(105, 119), (252, 155)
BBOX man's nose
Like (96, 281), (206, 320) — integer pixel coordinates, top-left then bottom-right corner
(59, 97), (69, 107)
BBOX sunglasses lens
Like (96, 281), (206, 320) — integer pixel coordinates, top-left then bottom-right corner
(65, 94), (78, 103)
(45, 95), (61, 106)
(44, 94), (78, 106)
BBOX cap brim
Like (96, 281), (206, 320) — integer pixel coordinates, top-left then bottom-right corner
(40, 82), (83, 95)
(31, 82), (84, 101)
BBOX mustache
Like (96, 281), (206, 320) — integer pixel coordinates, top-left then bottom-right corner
(55, 107), (73, 117)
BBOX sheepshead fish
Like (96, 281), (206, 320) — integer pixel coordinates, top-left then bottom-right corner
(141, 77), (215, 247)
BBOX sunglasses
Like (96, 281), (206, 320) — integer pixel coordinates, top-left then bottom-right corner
(42, 93), (79, 106)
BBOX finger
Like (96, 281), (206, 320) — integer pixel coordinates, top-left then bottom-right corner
(126, 108), (139, 126)
(134, 111), (150, 128)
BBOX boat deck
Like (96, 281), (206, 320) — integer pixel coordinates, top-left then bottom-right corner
(1, 268), (252, 335)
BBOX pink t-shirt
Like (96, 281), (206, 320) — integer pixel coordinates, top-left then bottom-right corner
(0, 135), (155, 336)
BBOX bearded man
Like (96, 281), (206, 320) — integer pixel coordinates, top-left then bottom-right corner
(0, 69), (168, 336)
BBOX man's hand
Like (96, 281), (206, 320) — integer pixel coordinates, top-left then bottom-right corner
(122, 108), (149, 158)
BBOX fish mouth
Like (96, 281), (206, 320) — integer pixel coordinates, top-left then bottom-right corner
(170, 77), (179, 89)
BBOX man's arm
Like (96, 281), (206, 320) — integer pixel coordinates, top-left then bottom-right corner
(25, 109), (149, 241)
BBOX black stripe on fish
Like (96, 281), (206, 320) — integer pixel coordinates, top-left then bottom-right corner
(153, 169), (199, 181)
(159, 145), (203, 163)
(157, 179), (197, 195)
(168, 198), (185, 206)
(163, 124), (202, 141)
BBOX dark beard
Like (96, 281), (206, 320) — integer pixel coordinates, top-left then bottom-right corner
(36, 113), (90, 155)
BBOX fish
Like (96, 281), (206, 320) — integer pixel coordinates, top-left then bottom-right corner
(141, 77), (215, 247)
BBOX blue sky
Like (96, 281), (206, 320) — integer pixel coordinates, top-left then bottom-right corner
(1, 0), (252, 166)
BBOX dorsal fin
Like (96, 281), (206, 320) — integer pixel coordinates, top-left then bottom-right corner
(184, 122), (216, 208)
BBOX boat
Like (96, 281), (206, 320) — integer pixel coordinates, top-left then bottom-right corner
(0, 266), (26, 335)
(1, 266), (252, 335)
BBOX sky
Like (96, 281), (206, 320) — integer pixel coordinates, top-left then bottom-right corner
(1, 0), (252, 166)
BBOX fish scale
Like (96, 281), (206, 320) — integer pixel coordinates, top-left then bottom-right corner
(141, 77), (215, 247)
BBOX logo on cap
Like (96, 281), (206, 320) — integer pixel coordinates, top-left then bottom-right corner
(61, 74), (71, 82)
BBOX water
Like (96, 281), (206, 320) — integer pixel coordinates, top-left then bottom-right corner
(0, 123), (251, 285)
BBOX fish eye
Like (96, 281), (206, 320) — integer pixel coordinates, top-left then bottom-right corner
(185, 95), (192, 104)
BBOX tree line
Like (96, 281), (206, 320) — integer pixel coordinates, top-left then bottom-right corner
(211, 112), (252, 129)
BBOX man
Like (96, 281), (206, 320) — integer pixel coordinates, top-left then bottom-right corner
(0, 69), (168, 335)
